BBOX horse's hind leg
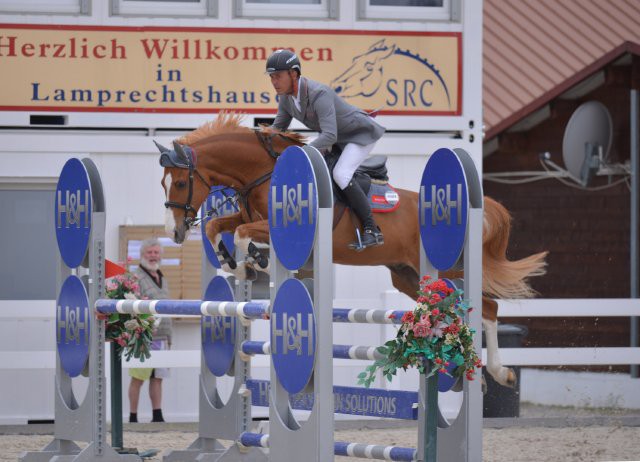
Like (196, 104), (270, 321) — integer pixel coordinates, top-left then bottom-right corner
(386, 264), (420, 300)
(482, 296), (517, 388)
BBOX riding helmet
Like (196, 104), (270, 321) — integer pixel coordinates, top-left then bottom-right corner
(266, 49), (301, 74)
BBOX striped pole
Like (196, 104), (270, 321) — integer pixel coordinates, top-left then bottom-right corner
(96, 299), (409, 325)
(332, 308), (406, 324)
(95, 298), (269, 319)
(239, 432), (416, 462)
(241, 340), (385, 361)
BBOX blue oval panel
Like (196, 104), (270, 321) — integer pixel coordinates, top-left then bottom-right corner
(201, 276), (236, 377)
(56, 275), (91, 378)
(419, 148), (469, 271)
(271, 278), (316, 395)
(201, 187), (238, 268)
(268, 146), (318, 271)
(55, 158), (92, 269)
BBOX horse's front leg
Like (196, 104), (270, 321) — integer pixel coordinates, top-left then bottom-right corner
(234, 220), (271, 274)
(482, 296), (517, 388)
(205, 212), (251, 278)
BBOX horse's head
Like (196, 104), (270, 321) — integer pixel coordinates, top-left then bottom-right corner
(156, 140), (211, 244)
(330, 39), (396, 98)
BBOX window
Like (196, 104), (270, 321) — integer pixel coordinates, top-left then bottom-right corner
(0, 0), (89, 15)
(358, 0), (454, 21)
(0, 188), (57, 300)
(111, 0), (217, 17)
(235, 0), (338, 19)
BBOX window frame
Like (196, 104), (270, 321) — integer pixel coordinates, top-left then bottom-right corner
(357, 0), (454, 22)
(0, 0), (89, 15)
(110, 0), (217, 17)
(234, 0), (338, 20)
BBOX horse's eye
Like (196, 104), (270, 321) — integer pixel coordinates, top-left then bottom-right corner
(175, 180), (187, 189)
(365, 62), (374, 72)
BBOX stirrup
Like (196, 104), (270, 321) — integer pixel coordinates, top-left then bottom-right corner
(348, 228), (383, 252)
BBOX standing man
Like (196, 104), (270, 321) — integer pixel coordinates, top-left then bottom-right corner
(266, 49), (386, 250)
(128, 238), (172, 423)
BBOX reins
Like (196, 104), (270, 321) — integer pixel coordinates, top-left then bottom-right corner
(234, 130), (302, 221)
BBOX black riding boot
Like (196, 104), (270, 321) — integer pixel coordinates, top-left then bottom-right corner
(342, 181), (384, 250)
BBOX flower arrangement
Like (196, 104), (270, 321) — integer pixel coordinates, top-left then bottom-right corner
(358, 276), (482, 388)
(104, 272), (154, 362)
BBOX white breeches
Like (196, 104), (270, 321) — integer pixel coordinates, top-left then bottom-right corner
(333, 141), (377, 190)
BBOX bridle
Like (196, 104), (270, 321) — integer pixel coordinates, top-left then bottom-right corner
(157, 131), (302, 229)
(159, 141), (212, 230)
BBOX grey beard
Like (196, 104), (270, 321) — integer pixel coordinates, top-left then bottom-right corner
(140, 258), (160, 272)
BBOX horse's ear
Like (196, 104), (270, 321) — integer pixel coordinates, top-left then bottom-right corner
(368, 38), (395, 59)
(153, 140), (170, 153)
(380, 43), (396, 59)
(369, 38), (386, 50)
(173, 141), (190, 164)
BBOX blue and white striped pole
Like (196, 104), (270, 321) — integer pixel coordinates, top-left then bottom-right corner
(241, 340), (385, 361)
(239, 432), (417, 462)
(96, 299), (409, 325)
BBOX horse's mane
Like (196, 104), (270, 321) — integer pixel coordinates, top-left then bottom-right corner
(177, 111), (306, 145)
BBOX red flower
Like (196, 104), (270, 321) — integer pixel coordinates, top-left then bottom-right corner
(426, 280), (448, 294)
(445, 323), (460, 335)
(413, 323), (429, 338)
(388, 313), (396, 319)
(434, 358), (443, 365)
(401, 311), (415, 324)
(431, 308), (440, 316)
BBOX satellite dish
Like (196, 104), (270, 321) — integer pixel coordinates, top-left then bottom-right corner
(562, 101), (612, 186)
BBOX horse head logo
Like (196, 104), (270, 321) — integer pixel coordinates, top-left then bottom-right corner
(331, 39), (452, 109)
(331, 39), (396, 98)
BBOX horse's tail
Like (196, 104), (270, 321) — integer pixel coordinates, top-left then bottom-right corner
(482, 197), (548, 299)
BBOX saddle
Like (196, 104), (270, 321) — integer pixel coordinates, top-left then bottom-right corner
(324, 147), (400, 214)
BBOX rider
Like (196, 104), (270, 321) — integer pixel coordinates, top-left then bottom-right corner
(266, 49), (385, 250)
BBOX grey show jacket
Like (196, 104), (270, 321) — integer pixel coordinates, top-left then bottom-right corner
(271, 76), (385, 150)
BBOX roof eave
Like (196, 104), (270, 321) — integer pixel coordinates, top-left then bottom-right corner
(484, 41), (640, 143)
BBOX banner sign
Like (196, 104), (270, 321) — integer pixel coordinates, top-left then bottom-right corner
(0, 24), (461, 115)
(246, 379), (418, 420)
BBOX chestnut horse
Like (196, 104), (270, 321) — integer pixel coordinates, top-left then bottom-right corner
(158, 113), (547, 388)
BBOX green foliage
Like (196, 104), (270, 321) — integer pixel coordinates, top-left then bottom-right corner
(358, 277), (482, 388)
